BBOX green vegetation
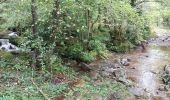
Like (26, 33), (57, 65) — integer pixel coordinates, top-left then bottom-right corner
(0, 0), (170, 99)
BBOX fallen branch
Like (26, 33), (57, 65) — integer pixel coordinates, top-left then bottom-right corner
(31, 78), (50, 100)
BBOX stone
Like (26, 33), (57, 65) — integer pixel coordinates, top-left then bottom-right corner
(107, 92), (121, 100)
(105, 68), (117, 73)
(158, 84), (167, 91)
(164, 65), (170, 74)
(120, 58), (130, 66)
(129, 87), (144, 98)
(8, 32), (18, 38)
(101, 71), (110, 77)
(114, 63), (121, 68)
(158, 84), (166, 91)
(130, 67), (136, 69)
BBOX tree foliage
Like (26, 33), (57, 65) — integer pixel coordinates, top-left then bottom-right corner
(0, 0), (157, 67)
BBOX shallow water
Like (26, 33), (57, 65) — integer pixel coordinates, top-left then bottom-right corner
(128, 45), (170, 99)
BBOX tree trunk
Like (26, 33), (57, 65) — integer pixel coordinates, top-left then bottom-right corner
(31, 0), (38, 68)
(52, 0), (60, 43)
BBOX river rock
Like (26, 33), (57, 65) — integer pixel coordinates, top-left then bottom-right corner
(113, 63), (122, 68)
(8, 32), (18, 38)
(164, 65), (170, 74)
(101, 71), (111, 77)
(105, 68), (117, 73)
(107, 92), (121, 100)
(129, 87), (145, 98)
(119, 58), (130, 66)
(158, 84), (167, 91)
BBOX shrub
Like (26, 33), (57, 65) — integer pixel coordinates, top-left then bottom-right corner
(66, 43), (84, 60)
(88, 40), (109, 58)
(80, 52), (96, 63)
(108, 41), (134, 52)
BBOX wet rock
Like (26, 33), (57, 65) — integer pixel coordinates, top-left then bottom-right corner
(132, 67), (136, 69)
(113, 63), (121, 68)
(164, 65), (170, 74)
(117, 78), (131, 86)
(8, 32), (18, 38)
(127, 58), (131, 61)
(158, 84), (167, 91)
(113, 68), (126, 79)
(105, 68), (117, 73)
(150, 70), (158, 74)
(113, 69), (121, 78)
(145, 55), (149, 57)
(119, 58), (130, 66)
(101, 71), (110, 77)
(129, 88), (145, 98)
(107, 92), (121, 100)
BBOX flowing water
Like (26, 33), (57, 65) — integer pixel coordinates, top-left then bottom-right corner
(126, 29), (170, 99)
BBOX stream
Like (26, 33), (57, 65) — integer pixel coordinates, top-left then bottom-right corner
(126, 28), (170, 99)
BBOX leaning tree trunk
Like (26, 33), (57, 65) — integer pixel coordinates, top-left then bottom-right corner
(31, 0), (38, 68)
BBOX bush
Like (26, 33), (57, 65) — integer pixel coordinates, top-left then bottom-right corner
(88, 40), (109, 58)
(108, 41), (134, 52)
(80, 51), (96, 63)
(66, 43), (84, 60)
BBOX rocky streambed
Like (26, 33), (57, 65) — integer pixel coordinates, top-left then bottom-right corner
(84, 28), (170, 99)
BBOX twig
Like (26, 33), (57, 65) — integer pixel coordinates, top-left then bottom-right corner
(31, 78), (50, 100)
